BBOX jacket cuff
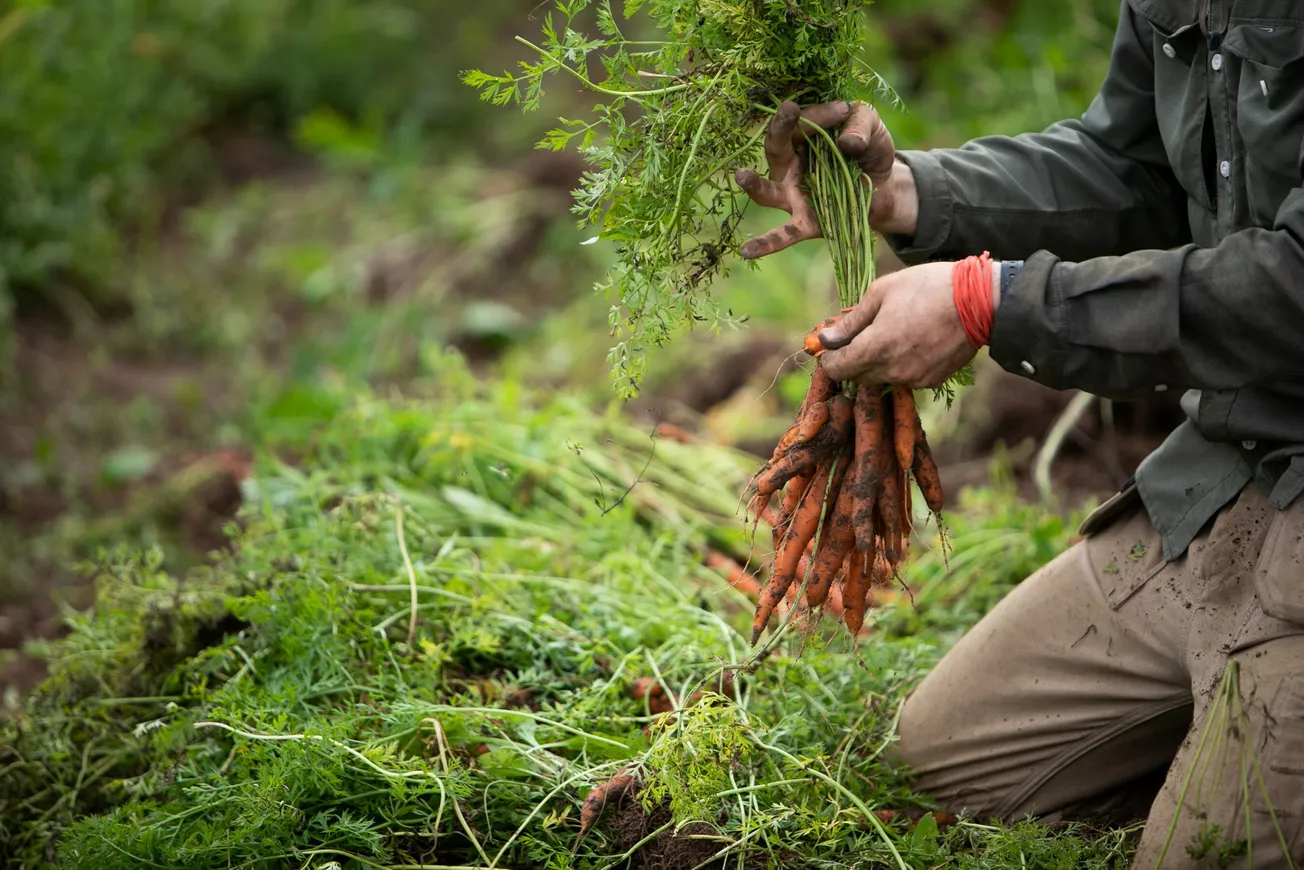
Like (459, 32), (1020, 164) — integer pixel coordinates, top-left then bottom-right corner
(881, 150), (953, 264)
(988, 250), (1070, 388)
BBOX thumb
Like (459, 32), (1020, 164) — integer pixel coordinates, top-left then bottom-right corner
(817, 288), (882, 350)
(819, 319), (885, 383)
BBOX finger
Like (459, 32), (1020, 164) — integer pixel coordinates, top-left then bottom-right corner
(838, 103), (896, 188)
(817, 282), (884, 349)
(820, 323), (888, 383)
(765, 101), (801, 182)
(735, 168), (789, 210)
(740, 220), (820, 259)
(792, 101), (854, 143)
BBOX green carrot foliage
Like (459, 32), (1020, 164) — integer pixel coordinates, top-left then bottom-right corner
(462, 0), (899, 397)
(1, 378), (1131, 869)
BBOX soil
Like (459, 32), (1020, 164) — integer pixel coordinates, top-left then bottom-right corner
(609, 789), (779, 870)
(0, 326), (249, 695)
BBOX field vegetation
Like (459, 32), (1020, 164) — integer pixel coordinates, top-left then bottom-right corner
(1, 1), (1156, 867)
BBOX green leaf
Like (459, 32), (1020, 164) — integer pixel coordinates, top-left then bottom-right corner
(911, 812), (941, 848)
(101, 446), (157, 486)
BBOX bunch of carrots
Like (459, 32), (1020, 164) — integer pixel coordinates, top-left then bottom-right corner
(745, 316), (944, 643)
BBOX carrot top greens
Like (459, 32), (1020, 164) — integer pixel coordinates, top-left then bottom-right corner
(463, 0), (897, 396)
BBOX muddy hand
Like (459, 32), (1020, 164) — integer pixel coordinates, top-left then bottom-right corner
(836, 102), (898, 229)
(736, 100), (899, 260)
(735, 100), (854, 259)
(817, 261), (977, 389)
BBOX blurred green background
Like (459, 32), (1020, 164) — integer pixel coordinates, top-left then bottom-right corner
(1, 0), (1161, 697)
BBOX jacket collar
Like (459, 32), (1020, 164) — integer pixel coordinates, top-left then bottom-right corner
(1128, 0), (1201, 35)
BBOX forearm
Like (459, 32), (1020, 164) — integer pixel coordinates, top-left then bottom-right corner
(884, 129), (1191, 265)
(989, 193), (1304, 398)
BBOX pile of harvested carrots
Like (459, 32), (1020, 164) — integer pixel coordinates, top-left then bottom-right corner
(744, 316), (944, 642)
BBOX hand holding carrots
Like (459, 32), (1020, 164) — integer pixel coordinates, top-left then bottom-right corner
(818, 261), (987, 389)
(744, 329), (946, 642)
(736, 100), (907, 260)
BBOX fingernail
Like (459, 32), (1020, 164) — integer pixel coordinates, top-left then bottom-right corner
(817, 327), (847, 350)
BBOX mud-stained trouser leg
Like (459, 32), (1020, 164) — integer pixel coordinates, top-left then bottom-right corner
(890, 484), (1304, 868)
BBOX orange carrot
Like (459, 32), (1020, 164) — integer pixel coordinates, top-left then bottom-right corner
(795, 400), (830, 442)
(773, 470), (814, 548)
(841, 548), (872, 635)
(891, 386), (918, 474)
(653, 421), (696, 444)
(752, 457), (839, 643)
(825, 566), (847, 618)
(806, 468), (856, 607)
(878, 394), (907, 570)
(848, 385), (885, 555)
(629, 677), (675, 714)
(773, 398), (830, 458)
(879, 466), (904, 573)
(912, 433), (945, 515)
(802, 314), (844, 357)
(750, 394), (853, 502)
(871, 551), (894, 588)
(706, 551), (762, 600)
(901, 468), (913, 536)
(799, 365), (837, 419)
(579, 771), (636, 835)
(781, 470), (814, 519)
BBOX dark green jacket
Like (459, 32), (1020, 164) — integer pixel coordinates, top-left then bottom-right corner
(890, 0), (1304, 560)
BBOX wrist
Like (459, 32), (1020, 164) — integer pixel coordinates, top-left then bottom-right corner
(874, 159), (919, 236)
(993, 260), (1024, 313)
(953, 252), (995, 349)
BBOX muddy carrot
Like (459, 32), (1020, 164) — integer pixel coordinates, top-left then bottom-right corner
(773, 399), (830, 458)
(773, 470), (814, 547)
(751, 394), (853, 502)
(841, 548), (872, 635)
(891, 386), (918, 474)
(802, 314), (845, 357)
(806, 468), (856, 607)
(878, 464), (904, 572)
(900, 467), (913, 536)
(871, 551), (894, 588)
(912, 431), (945, 515)
(752, 457), (839, 643)
(629, 676), (674, 714)
(798, 365), (837, 419)
(848, 385), (884, 554)
(749, 452), (818, 518)
(579, 771), (637, 835)
(825, 565), (846, 618)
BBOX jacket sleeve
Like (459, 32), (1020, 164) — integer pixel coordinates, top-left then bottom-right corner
(887, 1), (1191, 264)
(989, 190), (1304, 399)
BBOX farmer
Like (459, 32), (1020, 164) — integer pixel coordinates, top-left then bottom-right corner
(738, 2), (1304, 867)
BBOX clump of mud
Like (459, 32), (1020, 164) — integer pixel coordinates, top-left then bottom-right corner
(607, 789), (782, 870)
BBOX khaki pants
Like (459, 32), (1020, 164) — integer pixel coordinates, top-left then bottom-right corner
(894, 483), (1304, 868)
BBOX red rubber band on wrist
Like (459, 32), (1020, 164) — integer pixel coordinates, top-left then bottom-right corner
(953, 252), (994, 349)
